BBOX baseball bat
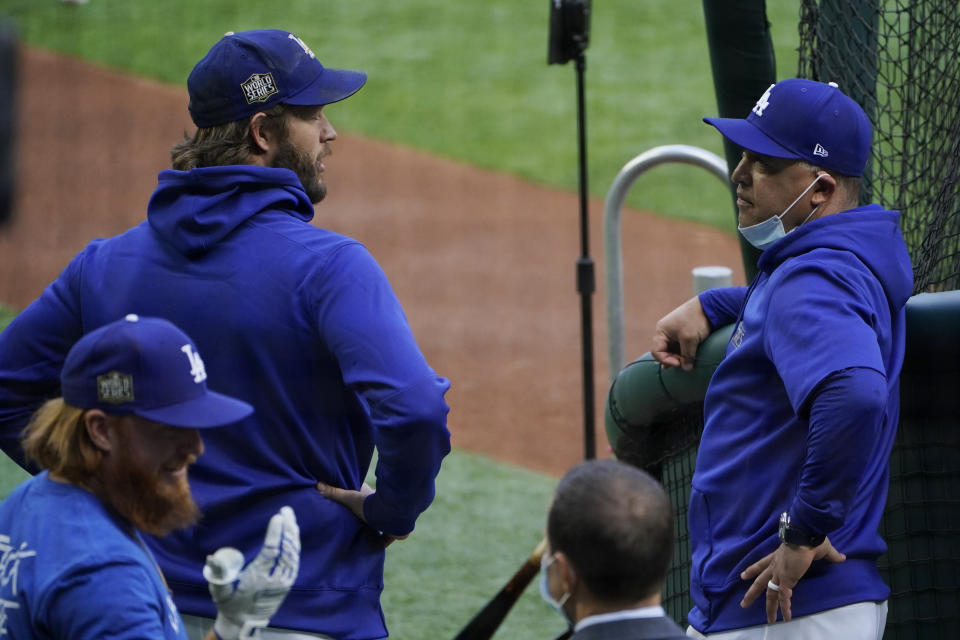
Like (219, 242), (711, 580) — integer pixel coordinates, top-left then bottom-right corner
(453, 537), (568, 640)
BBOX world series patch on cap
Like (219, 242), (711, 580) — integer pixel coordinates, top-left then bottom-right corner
(61, 314), (253, 429)
(187, 29), (368, 128)
(703, 78), (873, 177)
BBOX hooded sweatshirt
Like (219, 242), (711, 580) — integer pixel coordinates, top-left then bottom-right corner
(687, 205), (912, 632)
(0, 165), (451, 639)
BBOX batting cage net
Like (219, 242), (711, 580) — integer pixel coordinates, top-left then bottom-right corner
(801, 3), (960, 636)
(611, 403), (703, 627)
(798, 0), (960, 294)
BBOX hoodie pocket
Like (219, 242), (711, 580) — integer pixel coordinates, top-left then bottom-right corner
(688, 487), (715, 622)
(689, 487), (716, 585)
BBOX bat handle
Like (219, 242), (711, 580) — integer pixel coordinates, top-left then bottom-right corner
(531, 536), (548, 562)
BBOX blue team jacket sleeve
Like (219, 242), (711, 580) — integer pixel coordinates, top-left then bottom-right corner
(765, 254), (887, 409)
(41, 561), (185, 639)
(788, 367), (887, 536)
(311, 243), (451, 536)
(765, 256), (890, 535)
(0, 254), (85, 468)
(698, 286), (747, 329)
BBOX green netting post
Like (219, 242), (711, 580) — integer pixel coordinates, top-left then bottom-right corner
(701, 0), (776, 281)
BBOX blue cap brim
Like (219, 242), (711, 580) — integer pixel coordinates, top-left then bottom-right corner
(136, 390), (253, 429)
(703, 116), (801, 160)
(285, 66), (367, 107)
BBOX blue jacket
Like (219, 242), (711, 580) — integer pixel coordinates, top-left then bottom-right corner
(689, 205), (912, 632)
(0, 165), (451, 639)
(0, 472), (188, 639)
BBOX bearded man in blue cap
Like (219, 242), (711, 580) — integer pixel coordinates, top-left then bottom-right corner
(0, 30), (450, 640)
(0, 315), (300, 639)
(649, 79), (912, 639)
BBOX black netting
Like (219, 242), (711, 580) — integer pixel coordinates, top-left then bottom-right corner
(798, 0), (960, 293)
(878, 343), (960, 639)
(659, 438), (701, 628)
(612, 405), (703, 628)
(880, 422), (960, 638)
(797, 4), (960, 636)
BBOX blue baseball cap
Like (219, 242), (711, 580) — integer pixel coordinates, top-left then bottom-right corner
(188, 29), (367, 128)
(61, 315), (253, 429)
(703, 78), (872, 177)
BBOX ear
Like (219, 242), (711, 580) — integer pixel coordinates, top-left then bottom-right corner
(810, 172), (837, 207)
(83, 409), (115, 452)
(248, 112), (274, 156)
(551, 550), (578, 594)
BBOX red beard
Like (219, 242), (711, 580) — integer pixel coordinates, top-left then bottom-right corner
(99, 438), (201, 537)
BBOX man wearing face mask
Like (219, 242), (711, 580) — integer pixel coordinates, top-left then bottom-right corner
(540, 459), (688, 639)
(650, 79), (912, 639)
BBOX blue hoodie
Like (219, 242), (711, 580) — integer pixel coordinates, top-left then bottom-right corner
(0, 165), (451, 639)
(688, 205), (912, 632)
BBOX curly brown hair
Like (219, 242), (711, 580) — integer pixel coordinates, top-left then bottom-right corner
(170, 103), (318, 170)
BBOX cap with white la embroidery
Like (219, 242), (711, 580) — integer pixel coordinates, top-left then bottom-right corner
(703, 78), (872, 177)
(187, 29), (367, 128)
(60, 314), (253, 429)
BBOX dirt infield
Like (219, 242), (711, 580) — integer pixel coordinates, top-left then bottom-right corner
(0, 47), (744, 477)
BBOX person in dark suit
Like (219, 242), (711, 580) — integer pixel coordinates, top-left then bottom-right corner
(540, 459), (688, 639)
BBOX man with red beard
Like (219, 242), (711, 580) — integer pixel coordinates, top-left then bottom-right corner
(0, 28), (450, 639)
(0, 315), (300, 639)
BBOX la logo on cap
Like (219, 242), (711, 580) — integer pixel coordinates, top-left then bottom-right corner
(752, 84), (774, 117)
(287, 33), (315, 58)
(181, 344), (208, 384)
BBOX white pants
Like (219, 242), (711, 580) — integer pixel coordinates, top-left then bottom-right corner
(686, 601), (888, 640)
(180, 613), (336, 640)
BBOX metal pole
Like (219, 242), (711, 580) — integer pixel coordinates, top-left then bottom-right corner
(574, 51), (595, 460)
(603, 145), (729, 378)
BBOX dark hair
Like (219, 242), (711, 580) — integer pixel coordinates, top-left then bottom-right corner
(547, 459), (674, 602)
(170, 103), (319, 170)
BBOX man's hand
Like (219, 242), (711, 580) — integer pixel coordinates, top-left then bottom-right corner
(204, 506), (300, 640)
(651, 296), (711, 371)
(316, 481), (408, 547)
(740, 538), (846, 623)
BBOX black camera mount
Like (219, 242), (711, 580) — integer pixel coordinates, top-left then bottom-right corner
(548, 0), (595, 459)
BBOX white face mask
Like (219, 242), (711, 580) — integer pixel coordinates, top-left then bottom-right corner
(538, 553), (572, 624)
(738, 173), (825, 250)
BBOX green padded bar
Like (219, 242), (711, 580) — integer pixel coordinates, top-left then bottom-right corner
(903, 290), (960, 370)
(881, 289), (960, 638)
(605, 323), (734, 452)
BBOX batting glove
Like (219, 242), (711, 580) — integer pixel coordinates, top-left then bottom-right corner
(203, 506), (301, 640)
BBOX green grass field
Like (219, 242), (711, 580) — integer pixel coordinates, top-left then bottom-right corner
(1, 0), (800, 230)
(0, 453), (29, 500)
(0, 303), (14, 330)
(0, 302), (29, 500)
(379, 449), (561, 639)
